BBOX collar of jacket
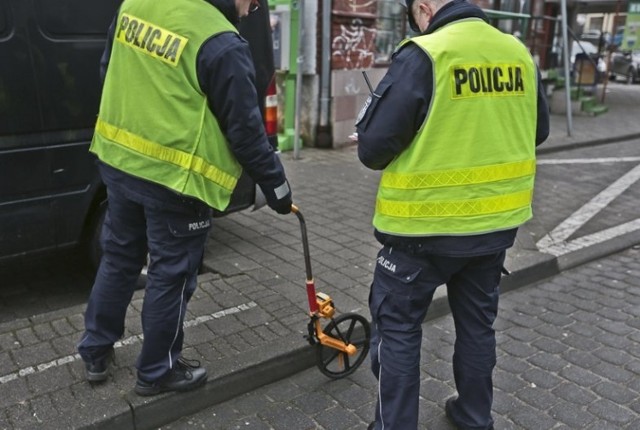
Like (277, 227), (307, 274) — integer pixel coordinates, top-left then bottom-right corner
(205, 0), (239, 26)
(423, 0), (488, 35)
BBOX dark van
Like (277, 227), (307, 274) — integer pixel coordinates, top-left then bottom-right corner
(0, 0), (277, 268)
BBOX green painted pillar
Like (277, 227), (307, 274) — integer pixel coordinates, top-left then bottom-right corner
(272, 0), (300, 151)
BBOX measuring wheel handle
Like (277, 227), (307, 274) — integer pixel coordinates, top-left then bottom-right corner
(290, 204), (372, 379)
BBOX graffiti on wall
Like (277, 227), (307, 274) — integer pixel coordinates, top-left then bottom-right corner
(331, 0), (378, 70)
(332, 18), (377, 70)
(349, 0), (377, 12)
(334, 0), (377, 14)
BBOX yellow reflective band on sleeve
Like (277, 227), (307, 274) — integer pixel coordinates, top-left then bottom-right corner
(380, 160), (535, 189)
(451, 63), (526, 99)
(96, 119), (237, 191)
(376, 189), (532, 218)
(116, 13), (188, 66)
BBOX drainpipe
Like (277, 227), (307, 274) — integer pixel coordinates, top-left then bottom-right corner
(315, 0), (333, 148)
(293, 0), (305, 159)
(560, 0), (573, 136)
(601, 0), (622, 104)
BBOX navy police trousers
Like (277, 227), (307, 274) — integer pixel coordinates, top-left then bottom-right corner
(78, 164), (212, 382)
(369, 245), (505, 430)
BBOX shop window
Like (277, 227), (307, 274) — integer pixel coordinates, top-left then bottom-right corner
(374, 0), (406, 64)
(0, 5), (7, 36)
(492, 0), (530, 36)
(589, 17), (604, 32)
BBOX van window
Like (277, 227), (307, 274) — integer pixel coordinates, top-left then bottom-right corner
(0, 4), (7, 36)
(36, 0), (119, 36)
(29, 0), (121, 134)
(0, 3), (40, 137)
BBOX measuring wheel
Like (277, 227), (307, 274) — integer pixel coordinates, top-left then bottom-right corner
(316, 312), (371, 379)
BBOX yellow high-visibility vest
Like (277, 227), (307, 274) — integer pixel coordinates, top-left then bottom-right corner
(374, 19), (538, 236)
(90, 0), (241, 210)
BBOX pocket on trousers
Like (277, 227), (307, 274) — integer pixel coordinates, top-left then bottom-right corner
(371, 247), (422, 325)
(374, 247), (422, 289)
(167, 212), (212, 238)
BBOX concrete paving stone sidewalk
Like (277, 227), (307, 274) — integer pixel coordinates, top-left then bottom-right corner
(162, 246), (640, 430)
(0, 83), (639, 430)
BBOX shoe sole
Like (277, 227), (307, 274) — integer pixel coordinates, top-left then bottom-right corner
(86, 370), (109, 383)
(134, 375), (207, 396)
(85, 349), (114, 383)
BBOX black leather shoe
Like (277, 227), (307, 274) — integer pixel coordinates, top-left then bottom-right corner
(84, 348), (114, 383)
(367, 422), (376, 430)
(134, 357), (207, 396)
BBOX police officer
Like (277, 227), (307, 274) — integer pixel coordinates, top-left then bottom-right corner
(357, 0), (549, 428)
(78, 0), (292, 396)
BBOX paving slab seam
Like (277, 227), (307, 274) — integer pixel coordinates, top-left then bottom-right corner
(102, 254), (558, 430)
(78, 336), (316, 430)
(119, 237), (640, 430)
(4, 196), (637, 430)
(5, 87), (640, 428)
(537, 133), (640, 155)
(3, 226), (634, 428)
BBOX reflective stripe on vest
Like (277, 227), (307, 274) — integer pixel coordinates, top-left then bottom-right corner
(96, 119), (237, 192)
(376, 189), (532, 218)
(380, 159), (535, 189)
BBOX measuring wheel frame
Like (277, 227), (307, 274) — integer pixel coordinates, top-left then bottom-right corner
(291, 205), (372, 379)
(316, 312), (371, 379)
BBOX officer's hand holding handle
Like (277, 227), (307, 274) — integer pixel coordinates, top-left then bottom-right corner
(270, 195), (292, 214)
(263, 180), (292, 215)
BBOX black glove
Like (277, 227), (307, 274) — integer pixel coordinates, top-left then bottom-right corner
(262, 180), (292, 215)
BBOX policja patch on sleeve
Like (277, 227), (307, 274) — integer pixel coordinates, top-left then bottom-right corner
(355, 79), (390, 129)
(355, 95), (372, 126)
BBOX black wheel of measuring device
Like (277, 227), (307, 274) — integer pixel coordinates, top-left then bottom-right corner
(316, 312), (371, 379)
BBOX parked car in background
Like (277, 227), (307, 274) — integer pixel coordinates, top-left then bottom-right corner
(0, 0), (278, 268)
(609, 50), (640, 84)
(580, 29), (610, 50)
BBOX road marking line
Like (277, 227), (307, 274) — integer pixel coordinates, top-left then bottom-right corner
(0, 301), (257, 385)
(537, 163), (640, 256)
(536, 219), (640, 256)
(538, 157), (640, 164)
